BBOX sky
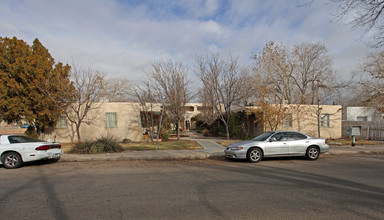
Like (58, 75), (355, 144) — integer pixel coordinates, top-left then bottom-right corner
(0, 0), (374, 84)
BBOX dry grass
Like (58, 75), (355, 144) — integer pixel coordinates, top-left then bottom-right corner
(327, 139), (384, 145)
(122, 140), (203, 151)
(61, 143), (74, 153)
(217, 140), (241, 147)
(60, 140), (203, 153)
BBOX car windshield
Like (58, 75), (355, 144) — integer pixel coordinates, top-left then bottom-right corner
(252, 131), (275, 141)
(8, 135), (44, 144)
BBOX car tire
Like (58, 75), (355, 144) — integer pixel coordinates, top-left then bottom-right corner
(306, 146), (320, 160)
(1, 152), (23, 169)
(247, 148), (262, 163)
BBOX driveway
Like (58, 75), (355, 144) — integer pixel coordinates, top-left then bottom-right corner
(182, 131), (226, 156)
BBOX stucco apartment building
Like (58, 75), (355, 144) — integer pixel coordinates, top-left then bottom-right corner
(2, 102), (343, 142)
(244, 104), (342, 139)
(42, 102), (203, 143)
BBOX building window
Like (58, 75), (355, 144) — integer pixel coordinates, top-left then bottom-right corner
(105, 112), (117, 128)
(356, 116), (368, 121)
(320, 114), (330, 127)
(283, 114), (292, 128)
(56, 115), (67, 128)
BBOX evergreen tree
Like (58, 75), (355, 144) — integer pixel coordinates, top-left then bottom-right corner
(0, 37), (74, 132)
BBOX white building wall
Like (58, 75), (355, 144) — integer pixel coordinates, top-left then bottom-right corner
(346, 107), (376, 121)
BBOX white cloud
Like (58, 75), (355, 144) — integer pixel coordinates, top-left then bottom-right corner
(0, 0), (373, 82)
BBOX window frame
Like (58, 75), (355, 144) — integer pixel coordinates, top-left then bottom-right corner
(105, 112), (117, 128)
(283, 113), (293, 128)
(56, 115), (67, 129)
(320, 114), (330, 127)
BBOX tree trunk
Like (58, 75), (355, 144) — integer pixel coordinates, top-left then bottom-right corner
(176, 120), (180, 140)
(224, 122), (230, 140)
(76, 124), (82, 142)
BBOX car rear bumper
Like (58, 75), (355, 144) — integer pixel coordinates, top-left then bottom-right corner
(23, 149), (64, 162)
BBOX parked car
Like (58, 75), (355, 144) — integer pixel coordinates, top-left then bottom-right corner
(224, 131), (329, 163)
(20, 123), (31, 128)
(0, 135), (63, 169)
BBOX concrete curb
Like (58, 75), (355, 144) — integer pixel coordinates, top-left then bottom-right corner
(59, 144), (384, 162)
(60, 150), (209, 162)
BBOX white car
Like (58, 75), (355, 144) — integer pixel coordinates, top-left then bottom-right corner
(225, 131), (329, 163)
(0, 135), (63, 169)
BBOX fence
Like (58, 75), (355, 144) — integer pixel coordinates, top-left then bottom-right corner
(343, 121), (384, 141)
(0, 127), (26, 135)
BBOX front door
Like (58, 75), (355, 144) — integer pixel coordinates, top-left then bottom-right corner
(265, 132), (289, 156)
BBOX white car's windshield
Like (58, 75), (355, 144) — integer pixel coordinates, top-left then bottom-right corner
(8, 135), (44, 144)
(252, 132), (275, 141)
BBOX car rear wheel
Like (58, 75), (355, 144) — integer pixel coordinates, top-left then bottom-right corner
(306, 146), (320, 160)
(2, 152), (23, 169)
(247, 148), (262, 163)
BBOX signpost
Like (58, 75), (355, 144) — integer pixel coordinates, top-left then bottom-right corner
(346, 126), (361, 146)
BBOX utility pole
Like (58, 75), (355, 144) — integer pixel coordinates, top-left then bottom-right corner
(156, 99), (165, 151)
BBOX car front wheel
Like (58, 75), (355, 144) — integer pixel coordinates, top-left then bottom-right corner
(306, 146), (320, 160)
(2, 152), (23, 169)
(247, 148), (262, 163)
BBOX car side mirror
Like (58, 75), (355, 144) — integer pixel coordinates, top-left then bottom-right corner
(269, 138), (276, 142)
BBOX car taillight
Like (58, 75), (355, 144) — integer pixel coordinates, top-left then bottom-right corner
(36, 145), (51, 151)
(52, 144), (61, 149)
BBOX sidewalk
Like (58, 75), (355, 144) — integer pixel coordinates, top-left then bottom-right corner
(60, 132), (384, 162)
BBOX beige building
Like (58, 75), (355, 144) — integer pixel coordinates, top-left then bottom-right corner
(244, 104), (342, 139)
(2, 102), (342, 142)
(42, 102), (204, 143)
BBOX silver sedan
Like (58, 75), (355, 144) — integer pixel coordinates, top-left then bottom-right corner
(224, 131), (329, 163)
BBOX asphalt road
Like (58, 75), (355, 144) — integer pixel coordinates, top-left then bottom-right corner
(1, 155), (383, 220)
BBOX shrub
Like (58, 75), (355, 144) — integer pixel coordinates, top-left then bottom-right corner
(70, 136), (124, 154)
(25, 126), (38, 138)
(161, 131), (169, 141)
(70, 140), (94, 154)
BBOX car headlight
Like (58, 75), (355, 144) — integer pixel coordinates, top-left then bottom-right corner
(229, 146), (244, 151)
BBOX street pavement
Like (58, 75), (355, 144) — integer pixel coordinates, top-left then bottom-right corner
(60, 131), (384, 162)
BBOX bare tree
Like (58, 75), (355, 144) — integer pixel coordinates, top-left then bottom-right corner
(65, 66), (106, 142)
(102, 78), (131, 102)
(130, 79), (158, 141)
(196, 53), (254, 139)
(249, 76), (288, 131)
(252, 41), (296, 104)
(293, 42), (350, 108)
(148, 59), (192, 140)
(301, 0), (384, 47)
(253, 41), (347, 135)
(332, 0), (384, 47)
(251, 43), (293, 131)
(360, 50), (384, 111)
(197, 84), (219, 126)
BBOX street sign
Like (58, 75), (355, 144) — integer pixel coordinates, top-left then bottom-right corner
(346, 126), (361, 136)
(351, 127), (361, 136)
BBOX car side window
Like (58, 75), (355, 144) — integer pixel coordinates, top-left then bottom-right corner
(287, 132), (307, 140)
(7, 135), (43, 143)
(270, 133), (285, 141)
(8, 136), (20, 144)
